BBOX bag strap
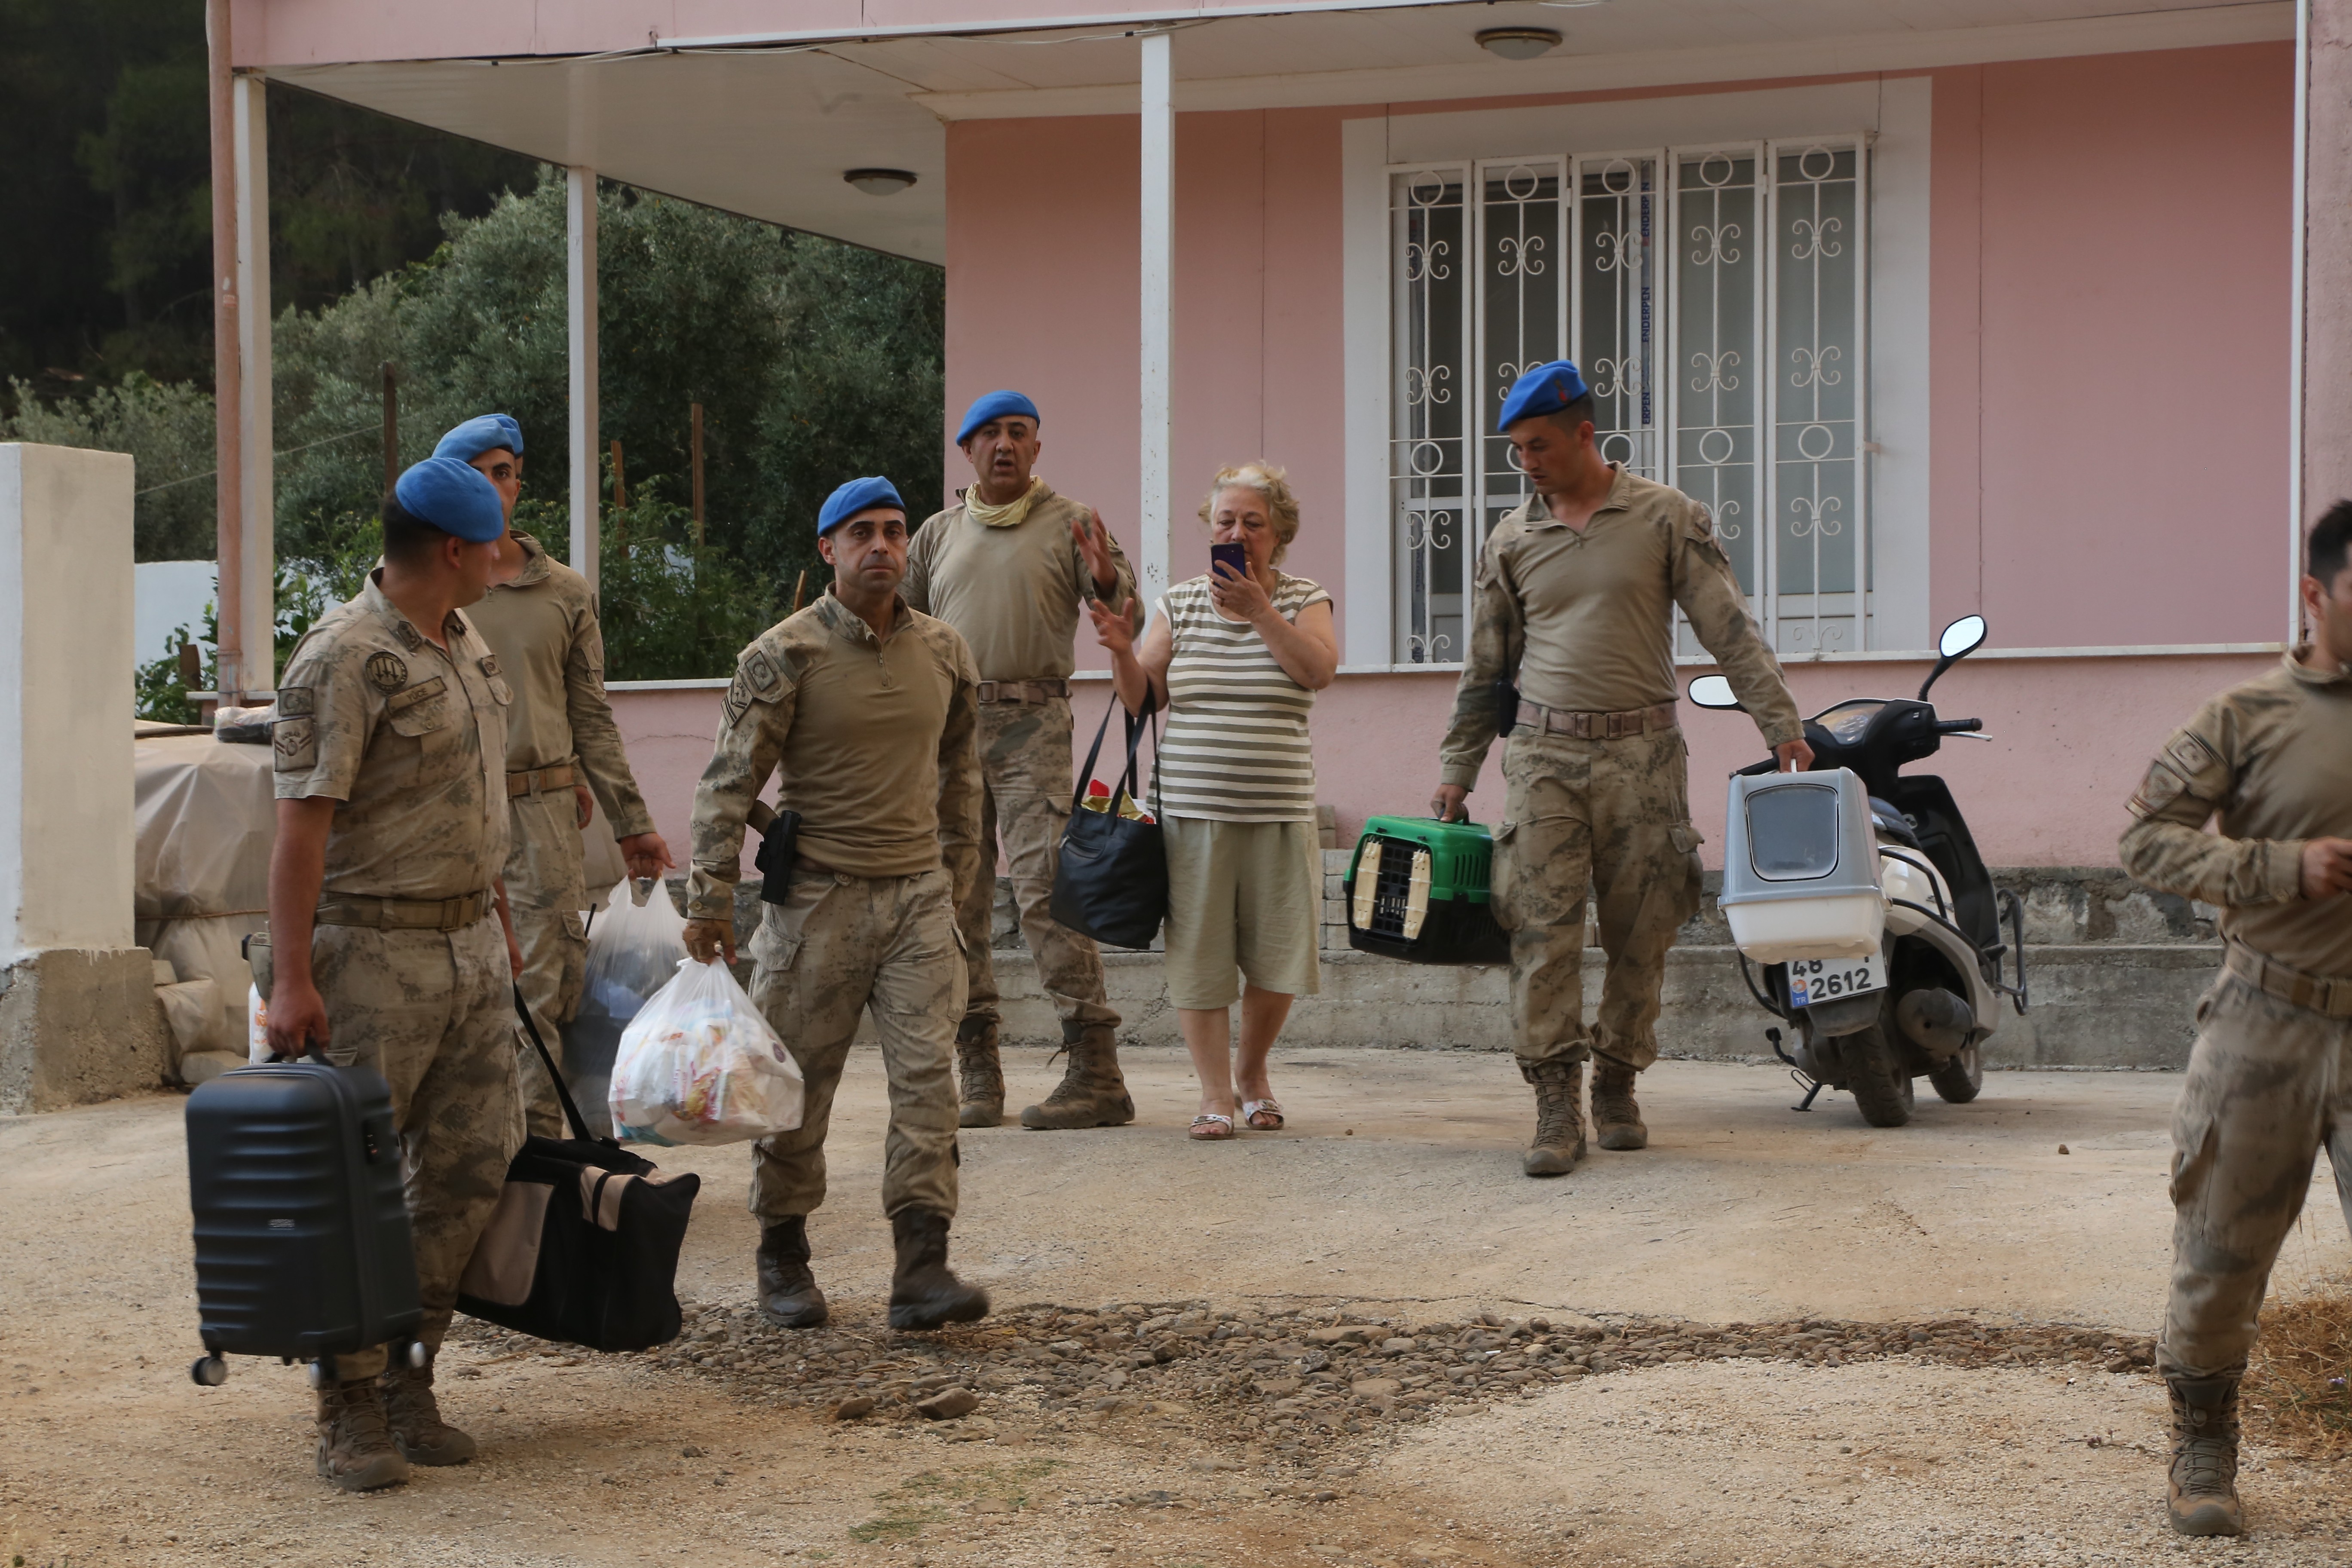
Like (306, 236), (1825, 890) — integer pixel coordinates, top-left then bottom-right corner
(1072, 686), (1160, 815)
(513, 980), (609, 1148)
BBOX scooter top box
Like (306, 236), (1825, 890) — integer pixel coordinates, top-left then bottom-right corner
(1342, 816), (1510, 966)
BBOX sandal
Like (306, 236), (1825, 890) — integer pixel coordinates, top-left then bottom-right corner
(1242, 1098), (1286, 1131)
(1187, 1114), (1235, 1141)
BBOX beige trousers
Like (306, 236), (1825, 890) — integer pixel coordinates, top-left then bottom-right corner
(746, 867), (968, 1222)
(2159, 971), (2352, 1377)
(310, 915), (525, 1380)
(1490, 727), (1705, 1072)
(503, 789), (590, 1137)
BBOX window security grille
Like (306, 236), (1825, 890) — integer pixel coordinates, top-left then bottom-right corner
(1387, 140), (1868, 666)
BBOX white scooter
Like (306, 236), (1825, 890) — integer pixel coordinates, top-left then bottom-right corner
(1689, 615), (2028, 1127)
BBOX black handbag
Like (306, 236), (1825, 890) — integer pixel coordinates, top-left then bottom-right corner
(454, 986), (700, 1352)
(1050, 691), (1167, 951)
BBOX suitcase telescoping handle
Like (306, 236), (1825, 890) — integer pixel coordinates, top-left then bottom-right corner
(513, 982), (614, 1149)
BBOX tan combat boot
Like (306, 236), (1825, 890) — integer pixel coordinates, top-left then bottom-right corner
(1590, 1053), (1649, 1151)
(315, 1375), (410, 1491)
(380, 1352), (477, 1466)
(1520, 1059), (1586, 1177)
(956, 1017), (1005, 1129)
(1020, 1021), (1136, 1130)
(2165, 1372), (2244, 1537)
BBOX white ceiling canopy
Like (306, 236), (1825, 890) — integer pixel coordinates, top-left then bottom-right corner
(270, 0), (2286, 263)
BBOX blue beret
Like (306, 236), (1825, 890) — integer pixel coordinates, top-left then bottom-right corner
(431, 413), (524, 462)
(818, 476), (906, 536)
(955, 389), (1041, 446)
(1495, 360), (1592, 432)
(392, 457), (507, 542)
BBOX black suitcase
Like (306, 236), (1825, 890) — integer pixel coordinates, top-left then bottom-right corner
(184, 1054), (422, 1384)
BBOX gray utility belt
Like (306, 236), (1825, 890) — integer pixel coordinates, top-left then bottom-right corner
(2225, 940), (2352, 1020)
(976, 678), (1070, 705)
(315, 890), (496, 932)
(1514, 699), (1678, 740)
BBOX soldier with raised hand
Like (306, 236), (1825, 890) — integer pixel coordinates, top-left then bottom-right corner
(434, 414), (674, 1136)
(1430, 360), (1810, 1179)
(903, 390), (1142, 1132)
(266, 456), (527, 1491)
(2119, 502), (2352, 1540)
(683, 476), (991, 1333)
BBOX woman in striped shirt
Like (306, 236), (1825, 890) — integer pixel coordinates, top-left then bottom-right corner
(1087, 462), (1339, 1140)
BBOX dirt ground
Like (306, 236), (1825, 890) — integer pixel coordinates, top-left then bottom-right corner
(5, 1047), (2350, 1568)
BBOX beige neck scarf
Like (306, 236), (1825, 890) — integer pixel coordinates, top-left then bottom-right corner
(965, 476), (1046, 529)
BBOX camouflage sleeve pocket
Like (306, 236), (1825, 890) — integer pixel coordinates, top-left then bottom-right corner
(2128, 729), (2229, 819)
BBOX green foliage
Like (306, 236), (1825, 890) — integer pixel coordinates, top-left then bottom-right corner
(1, 372), (216, 558)
(591, 479), (780, 680)
(135, 621), (208, 725)
(274, 169), (945, 600)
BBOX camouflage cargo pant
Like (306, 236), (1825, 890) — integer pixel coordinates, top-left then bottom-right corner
(746, 867), (967, 1222)
(956, 697), (1118, 1032)
(503, 788), (590, 1137)
(2159, 971), (2352, 1378)
(1490, 727), (1705, 1072)
(310, 915), (526, 1380)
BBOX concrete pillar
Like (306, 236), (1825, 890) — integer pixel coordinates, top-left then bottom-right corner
(567, 167), (600, 590)
(1138, 31), (1174, 610)
(0, 445), (171, 1112)
(2297, 0), (2352, 634)
(233, 71), (274, 691)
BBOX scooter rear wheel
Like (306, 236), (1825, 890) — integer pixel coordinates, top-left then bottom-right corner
(1844, 1023), (1915, 1128)
(1929, 1042), (1984, 1103)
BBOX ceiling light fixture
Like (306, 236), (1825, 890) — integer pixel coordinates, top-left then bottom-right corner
(1476, 26), (1563, 60)
(844, 168), (918, 196)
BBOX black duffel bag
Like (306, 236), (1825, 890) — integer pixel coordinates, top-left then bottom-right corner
(1050, 690), (1167, 951)
(455, 986), (699, 1352)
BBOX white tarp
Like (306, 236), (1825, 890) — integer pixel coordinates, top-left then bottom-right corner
(134, 728), (273, 1056)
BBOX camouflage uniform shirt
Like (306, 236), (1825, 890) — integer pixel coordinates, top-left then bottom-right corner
(688, 589), (984, 919)
(466, 531), (655, 836)
(2120, 650), (2352, 977)
(904, 482), (1137, 681)
(1439, 467), (1803, 786)
(273, 573), (511, 898)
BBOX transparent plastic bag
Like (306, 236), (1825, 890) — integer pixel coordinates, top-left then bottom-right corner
(609, 958), (805, 1146)
(571, 879), (691, 1136)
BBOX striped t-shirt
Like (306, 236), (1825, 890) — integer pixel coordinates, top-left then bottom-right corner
(1152, 572), (1332, 823)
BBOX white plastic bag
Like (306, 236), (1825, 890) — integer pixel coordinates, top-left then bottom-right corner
(609, 958), (805, 1146)
(572, 879), (692, 1136)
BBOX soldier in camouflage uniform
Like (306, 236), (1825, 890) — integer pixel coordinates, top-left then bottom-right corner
(683, 475), (991, 1333)
(1432, 361), (1809, 1178)
(2118, 502), (2352, 1539)
(904, 389), (1142, 1131)
(435, 415), (673, 1136)
(266, 456), (526, 1491)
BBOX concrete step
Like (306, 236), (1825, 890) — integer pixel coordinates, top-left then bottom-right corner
(972, 944), (2214, 1071)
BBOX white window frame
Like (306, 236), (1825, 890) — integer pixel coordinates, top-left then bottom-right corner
(1340, 80), (1932, 669)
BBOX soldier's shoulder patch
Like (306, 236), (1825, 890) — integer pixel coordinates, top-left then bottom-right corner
(723, 670), (759, 730)
(276, 686), (315, 717)
(741, 647), (783, 697)
(364, 650), (408, 692)
(479, 653), (501, 679)
(272, 717), (316, 773)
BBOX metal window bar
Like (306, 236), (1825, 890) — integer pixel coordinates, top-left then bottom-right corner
(1571, 151), (1663, 480)
(1389, 164), (1472, 665)
(1765, 136), (1870, 655)
(1471, 156), (1570, 576)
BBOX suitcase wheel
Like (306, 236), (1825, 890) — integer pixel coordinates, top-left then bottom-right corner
(406, 1341), (428, 1370)
(190, 1355), (228, 1387)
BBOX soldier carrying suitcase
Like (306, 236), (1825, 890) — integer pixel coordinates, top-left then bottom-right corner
(266, 455), (528, 1491)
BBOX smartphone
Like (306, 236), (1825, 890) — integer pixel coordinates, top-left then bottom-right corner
(1210, 541), (1248, 582)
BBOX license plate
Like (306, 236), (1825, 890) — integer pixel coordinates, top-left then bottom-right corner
(1787, 952), (1886, 1009)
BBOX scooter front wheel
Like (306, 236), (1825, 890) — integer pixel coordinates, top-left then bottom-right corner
(1844, 1023), (1915, 1128)
(1929, 1041), (1984, 1103)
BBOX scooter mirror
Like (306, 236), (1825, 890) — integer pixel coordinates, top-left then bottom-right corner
(1687, 674), (1742, 710)
(1938, 614), (1988, 660)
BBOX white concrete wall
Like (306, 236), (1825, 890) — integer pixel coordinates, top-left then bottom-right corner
(0, 444), (138, 958)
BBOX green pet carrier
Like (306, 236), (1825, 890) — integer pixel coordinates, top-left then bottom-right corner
(1343, 816), (1510, 965)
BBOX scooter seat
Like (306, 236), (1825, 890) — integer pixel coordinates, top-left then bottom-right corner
(1870, 797), (1923, 849)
